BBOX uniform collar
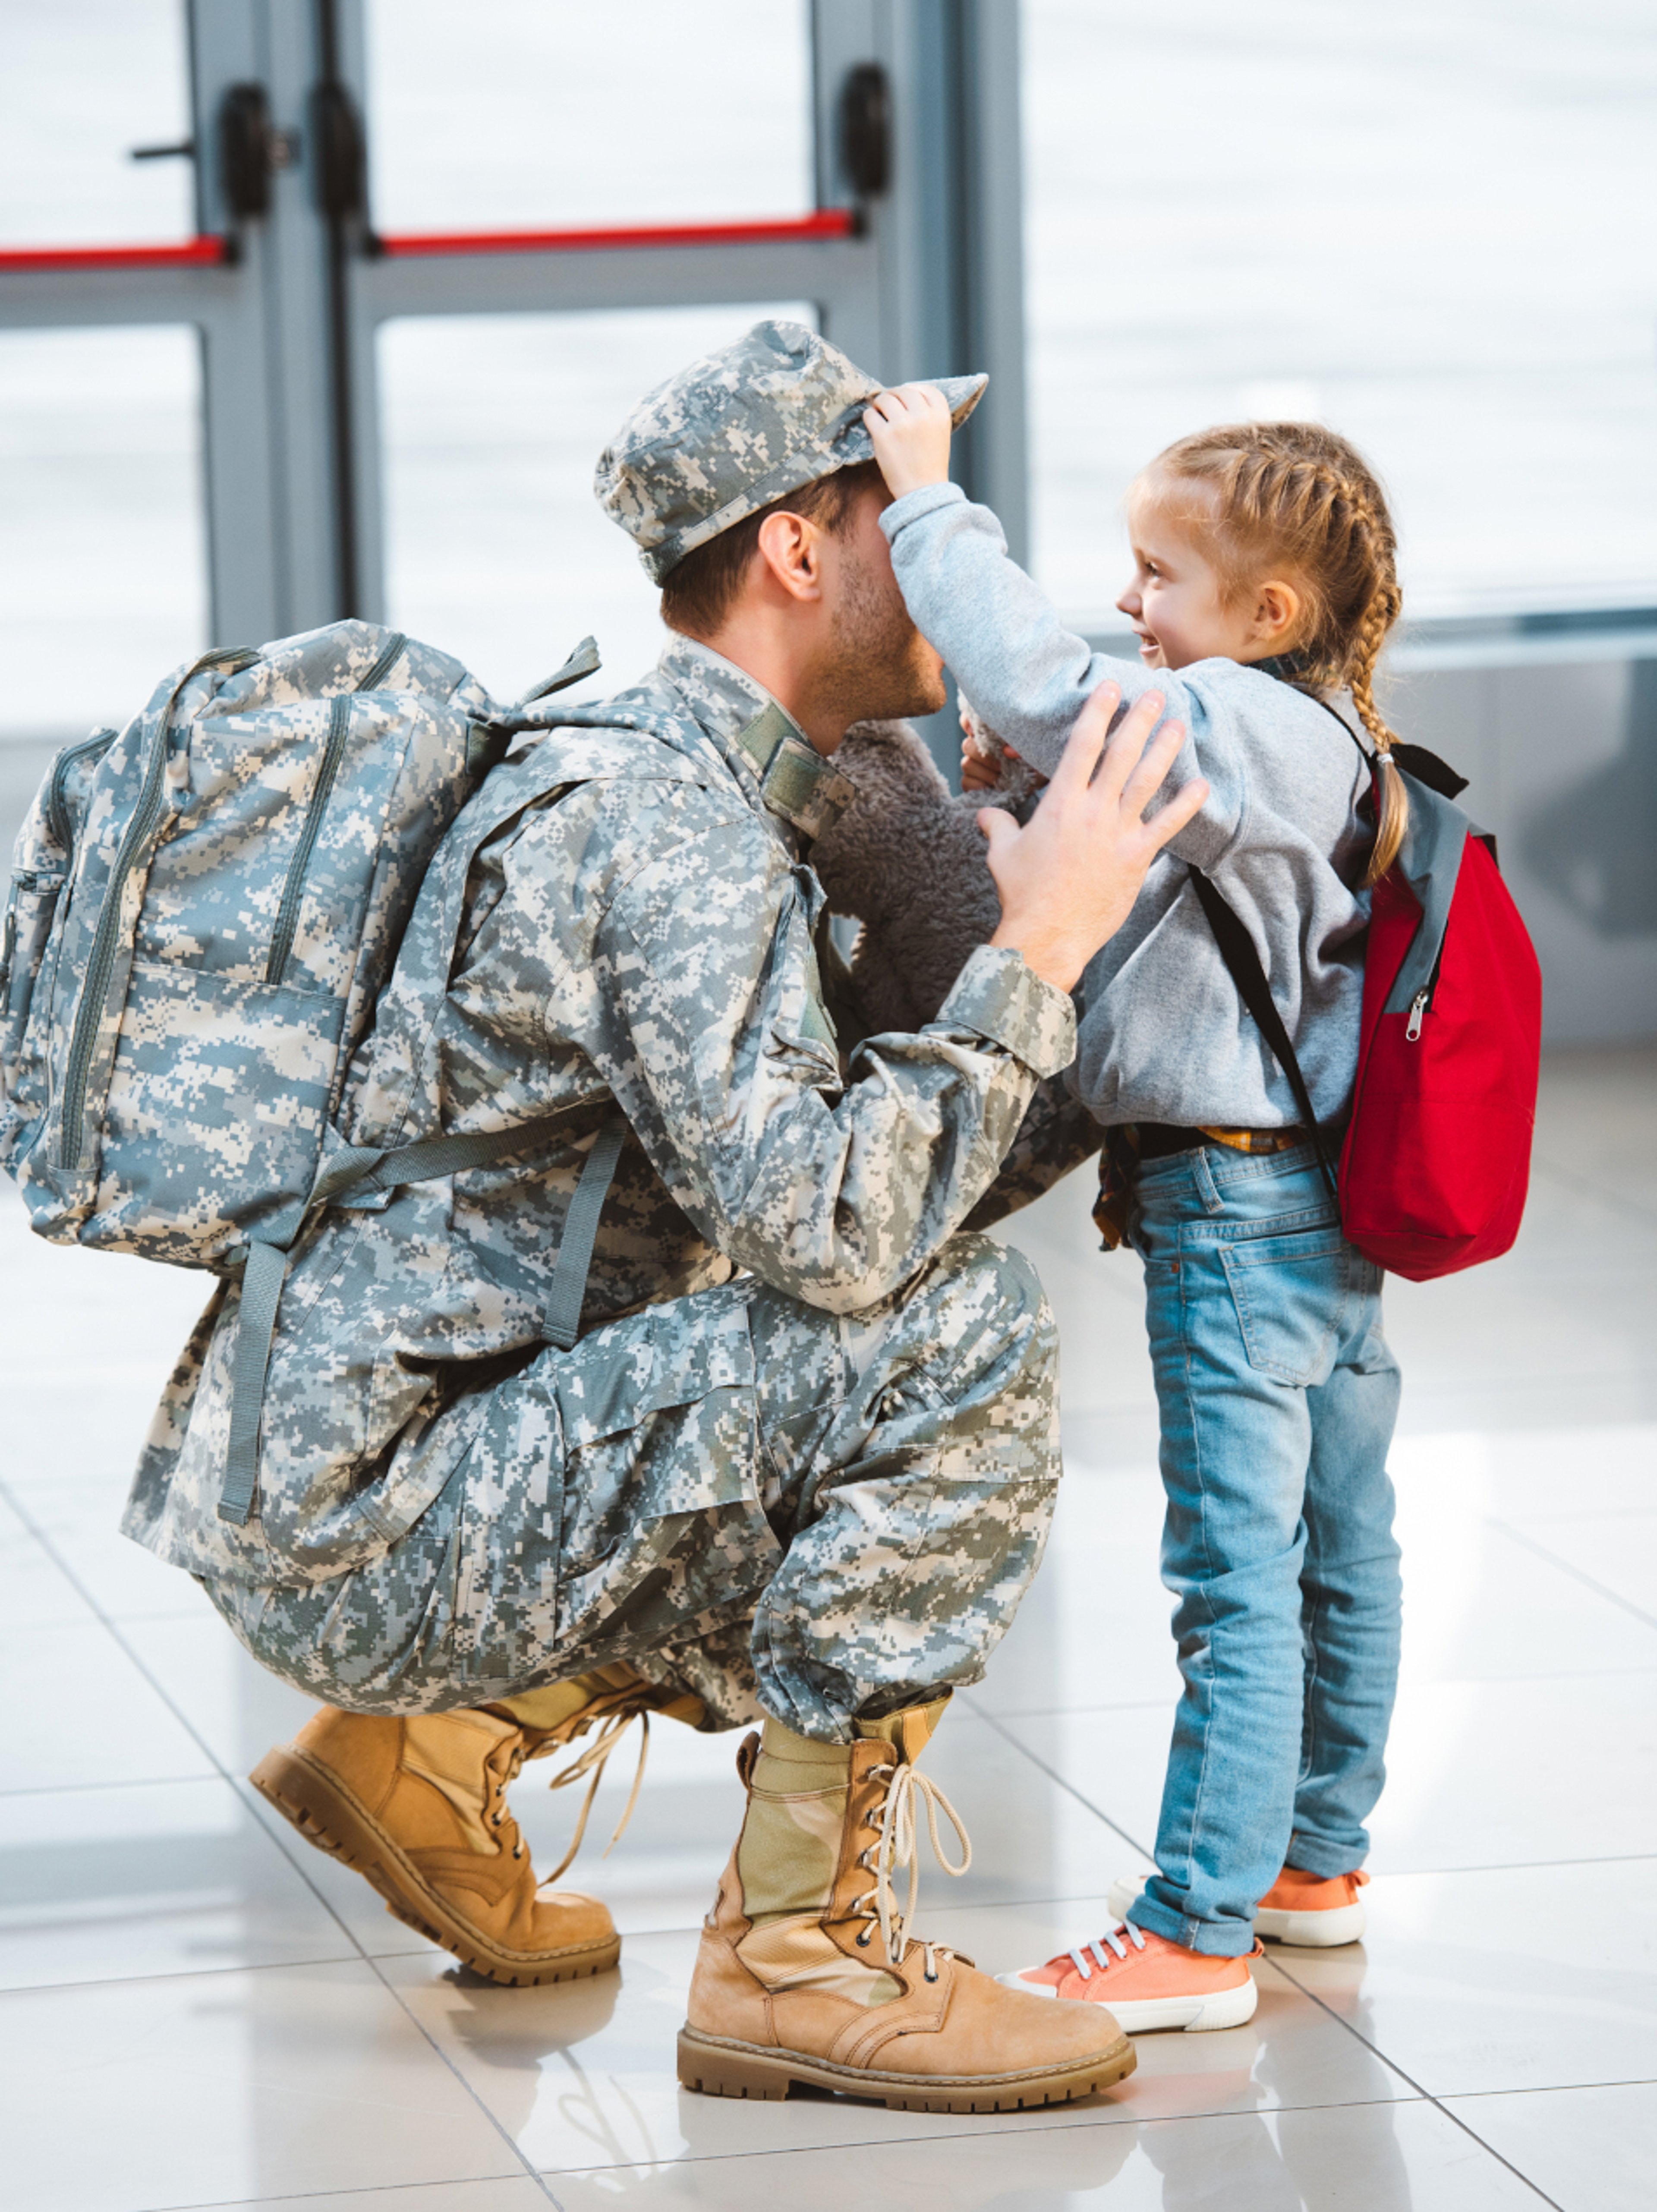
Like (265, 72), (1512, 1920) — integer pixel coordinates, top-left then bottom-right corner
(657, 635), (855, 845)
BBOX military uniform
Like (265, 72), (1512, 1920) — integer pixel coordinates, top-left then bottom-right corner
(121, 321), (1087, 1746)
(123, 632), (1083, 1739)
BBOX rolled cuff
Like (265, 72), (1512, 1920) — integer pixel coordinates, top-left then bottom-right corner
(936, 943), (1076, 1078)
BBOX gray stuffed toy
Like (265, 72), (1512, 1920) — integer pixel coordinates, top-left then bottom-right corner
(812, 707), (1037, 1036)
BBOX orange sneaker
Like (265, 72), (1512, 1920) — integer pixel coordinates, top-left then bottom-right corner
(998, 1922), (1258, 2032)
(1255, 1865), (1368, 1947)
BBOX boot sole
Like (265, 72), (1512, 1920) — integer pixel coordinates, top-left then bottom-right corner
(675, 2026), (1136, 2112)
(249, 1743), (621, 1989)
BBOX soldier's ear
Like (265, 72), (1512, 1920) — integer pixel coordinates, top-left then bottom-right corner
(754, 509), (826, 605)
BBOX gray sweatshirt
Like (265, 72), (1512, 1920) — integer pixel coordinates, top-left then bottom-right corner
(881, 482), (1374, 1132)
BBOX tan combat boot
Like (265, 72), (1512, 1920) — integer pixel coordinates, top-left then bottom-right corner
(250, 1667), (697, 1986)
(677, 1702), (1137, 2112)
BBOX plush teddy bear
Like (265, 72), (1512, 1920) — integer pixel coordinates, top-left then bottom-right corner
(811, 706), (1036, 1036)
(958, 697), (1047, 809)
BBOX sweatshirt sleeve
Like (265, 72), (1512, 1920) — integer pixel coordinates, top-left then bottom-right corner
(881, 484), (1240, 872)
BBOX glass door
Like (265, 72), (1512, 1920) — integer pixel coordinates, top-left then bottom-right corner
(347, 0), (871, 699)
(345, 0), (893, 702)
(0, 1), (213, 847)
(0, 1), (1024, 765)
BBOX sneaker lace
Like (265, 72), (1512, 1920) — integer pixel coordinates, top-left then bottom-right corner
(849, 1758), (973, 1982)
(491, 1711), (654, 1883)
(1066, 1919), (1147, 1982)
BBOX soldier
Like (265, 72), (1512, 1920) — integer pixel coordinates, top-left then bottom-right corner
(126, 321), (1205, 2112)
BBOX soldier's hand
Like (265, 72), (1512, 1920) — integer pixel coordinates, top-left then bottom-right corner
(983, 683), (1207, 994)
(863, 384), (953, 499)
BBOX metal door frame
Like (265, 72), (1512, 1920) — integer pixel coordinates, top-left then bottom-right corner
(0, 0), (1027, 654)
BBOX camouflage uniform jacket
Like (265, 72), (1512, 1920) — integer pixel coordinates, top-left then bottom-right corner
(122, 637), (1079, 1591)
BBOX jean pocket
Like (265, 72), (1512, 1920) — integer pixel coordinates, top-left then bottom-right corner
(1219, 1226), (1352, 1386)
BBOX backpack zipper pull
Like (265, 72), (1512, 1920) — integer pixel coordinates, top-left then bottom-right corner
(1405, 988), (1430, 1042)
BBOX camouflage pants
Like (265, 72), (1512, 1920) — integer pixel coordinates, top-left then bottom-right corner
(207, 1234), (1061, 1743)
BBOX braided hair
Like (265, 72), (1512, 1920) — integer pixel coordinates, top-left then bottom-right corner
(1142, 422), (1408, 882)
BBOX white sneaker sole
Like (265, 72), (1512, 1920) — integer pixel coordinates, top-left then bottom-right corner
(1255, 1898), (1366, 1947)
(998, 1966), (1258, 2034)
(1110, 1874), (1366, 1949)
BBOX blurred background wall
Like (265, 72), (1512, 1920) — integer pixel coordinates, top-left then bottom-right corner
(3, 0), (1654, 1043)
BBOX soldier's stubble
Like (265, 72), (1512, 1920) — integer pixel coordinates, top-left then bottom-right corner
(812, 531), (949, 736)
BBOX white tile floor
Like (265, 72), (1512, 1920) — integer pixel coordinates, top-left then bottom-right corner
(1, 1049), (1654, 2212)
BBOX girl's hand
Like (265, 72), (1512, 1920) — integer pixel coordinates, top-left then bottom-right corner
(863, 384), (953, 498)
(961, 741), (1002, 793)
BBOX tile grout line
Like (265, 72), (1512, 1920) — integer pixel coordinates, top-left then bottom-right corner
(531, 2088), (1445, 2180)
(1442, 2075), (1657, 2102)
(967, 1701), (1156, 1862)
(1488, 1516), (1657, 1632)
(0, 1474), (566, 2209)
(533, 2076), (1651, 2185)
(965, 1660), (1657, 1726)
(356, 1950), (568, 2211)
(971, 1649), (1605, 2210)
(113, 2175), (561, 2211)
(0, 1770), (232, 1797)
(1263, 1952), (1566, 2209)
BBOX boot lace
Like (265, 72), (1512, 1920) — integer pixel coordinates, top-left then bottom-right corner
(849, 1758), (973, 1982)
(491, 1711), (655, 1884)
(1067, 1920), (1147, 1981)
(484, 1698), (655, 1875)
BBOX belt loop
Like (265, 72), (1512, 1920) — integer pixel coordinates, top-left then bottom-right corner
(1190, 1144), (1225, 1215)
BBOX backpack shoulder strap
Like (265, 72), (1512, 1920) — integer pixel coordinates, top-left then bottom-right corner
(218, 1106), (629, 1526)
(1186, 867), (1339, 1205)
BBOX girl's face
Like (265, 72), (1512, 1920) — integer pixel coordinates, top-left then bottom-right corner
(1117, 479), (1295, 671)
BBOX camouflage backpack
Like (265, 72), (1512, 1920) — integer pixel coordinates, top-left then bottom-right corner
(0, 620), (622, 1524)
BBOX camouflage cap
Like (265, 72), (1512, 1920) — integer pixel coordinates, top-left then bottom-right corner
(594, 318), (987, 583)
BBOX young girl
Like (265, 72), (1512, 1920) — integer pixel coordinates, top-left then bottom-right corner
(863, 390), (1408, 2033)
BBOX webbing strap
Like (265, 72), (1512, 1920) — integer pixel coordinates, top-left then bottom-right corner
(541, 1115), (628, 1350)
(216, 1105), (623, 1525)
(328, 1112), (579, 1205)
(219, 1239), (289, 1526)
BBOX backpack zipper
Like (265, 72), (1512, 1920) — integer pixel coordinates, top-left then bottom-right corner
(7, 731), (119, 1010)
(1405, 952), (1443, 1042)
(264, 633), (406, 989)
(55, 653), (251, 1172)
(45, 728), (117, 853)
(56, 709), (178, 1167)
(56, 637), (400, 1167)
(265, 695), (351, 987)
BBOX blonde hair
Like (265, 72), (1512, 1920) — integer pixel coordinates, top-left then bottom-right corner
(1139, 421), (1408, 882)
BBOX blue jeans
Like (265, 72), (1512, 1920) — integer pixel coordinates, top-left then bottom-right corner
(1129, 1138), (1402, 1958)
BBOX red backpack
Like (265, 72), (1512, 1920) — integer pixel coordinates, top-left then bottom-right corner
(1192, 747), (1542, 1282)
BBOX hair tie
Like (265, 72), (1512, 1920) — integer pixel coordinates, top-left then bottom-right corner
(1376, 748), (1398, 770)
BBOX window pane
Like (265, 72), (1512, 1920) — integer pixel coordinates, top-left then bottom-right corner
(0, 0), (193, 248)
(379, 305), (817, 703)
(366, 0), (813, 233)
(1023, 0), (1657, 621)
(0, 328), (207, 749)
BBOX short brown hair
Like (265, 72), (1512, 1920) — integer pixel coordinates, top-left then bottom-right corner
(659, 459), (884, 637)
